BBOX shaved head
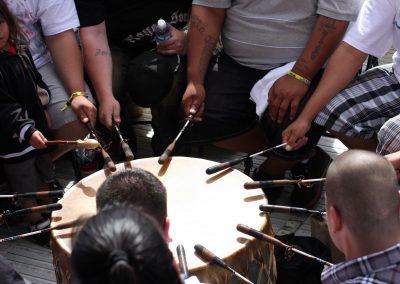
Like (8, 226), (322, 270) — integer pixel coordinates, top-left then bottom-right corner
(325, 150), (399, 238)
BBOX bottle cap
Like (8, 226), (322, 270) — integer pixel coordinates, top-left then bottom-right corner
(157, 19), (167, 30)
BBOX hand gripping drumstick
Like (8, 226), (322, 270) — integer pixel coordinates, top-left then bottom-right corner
(244, 178), (326, 189)
(113, 122), (134, 161)
(1, 203), (62, 220)
(45, 139), (100, 150)
(237, 224), (333, 267)
(176, 245), (189, 279)
(85, 121), (116, 172)
(205, 143), (287, 175)
(259, 204), (326, 216)
(158, 115), (193, 164)
(194, 244), (255, 284)
(0, 218), (84, 243)
(0, 190), (64, 200)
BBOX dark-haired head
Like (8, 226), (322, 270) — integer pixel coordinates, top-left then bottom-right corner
(71, 206), (182, 284)
(0, 0), (21, 44)
(96, 168), (167, 226)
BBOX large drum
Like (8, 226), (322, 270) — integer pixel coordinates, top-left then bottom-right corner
(51, 157), (276, 283)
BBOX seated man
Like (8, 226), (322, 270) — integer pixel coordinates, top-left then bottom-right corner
(96, 168), (170, 239)
(283, 0), (400, 160)
(321, 150), (400, 283)
(155, 0), (360, 208)
(71, 206), (201, 283)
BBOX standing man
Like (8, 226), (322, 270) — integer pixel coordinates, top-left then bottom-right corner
(158, 1), (360, 207)
(74, 0), (191, 136)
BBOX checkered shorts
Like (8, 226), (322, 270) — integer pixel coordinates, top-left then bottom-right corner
(377, 114), (400, 154)
(315, 64), (400, 142)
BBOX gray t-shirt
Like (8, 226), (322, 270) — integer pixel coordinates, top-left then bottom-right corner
(193, 0), (361, 70)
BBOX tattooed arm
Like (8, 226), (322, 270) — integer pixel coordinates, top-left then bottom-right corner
(282, 41), (368, 150)
(182, 5), (226, 121)
(268, 16), (350, 124)
(79, 21), (120, 128)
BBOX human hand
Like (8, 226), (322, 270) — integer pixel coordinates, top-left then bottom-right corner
(29, 130), (47, 149)
(157, 26), (187, 56)
(182, 82), (205, 122)
(98, 96), (120, 129)
(70, 95), (97, 126)
(385, 151), (400, 180)
(282, 117), (310, 151)
(268, 75), (309, 123)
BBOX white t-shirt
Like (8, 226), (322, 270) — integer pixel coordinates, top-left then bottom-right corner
(5, 0), (80, 68)
(344, 0), (400, 82)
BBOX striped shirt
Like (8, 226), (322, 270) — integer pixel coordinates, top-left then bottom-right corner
(321, 243), (400, 284)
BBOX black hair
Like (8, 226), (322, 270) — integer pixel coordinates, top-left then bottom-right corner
(71, 206), (182, 284)
(0, 0), (22, 44)
(96, 168), (167, 226)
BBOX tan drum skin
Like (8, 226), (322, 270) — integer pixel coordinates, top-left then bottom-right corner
(50, 157), (277, 284)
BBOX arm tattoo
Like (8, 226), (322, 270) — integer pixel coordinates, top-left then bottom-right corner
(95, 49), (111, 57)
(311, 18), (337, 60)
(189, 14), (218, 76)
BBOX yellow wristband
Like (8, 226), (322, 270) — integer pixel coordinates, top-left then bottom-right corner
(287, 71), (311, 86)
(61, 91), (88, 111)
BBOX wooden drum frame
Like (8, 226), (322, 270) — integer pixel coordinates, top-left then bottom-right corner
(50, 157), (277, 284)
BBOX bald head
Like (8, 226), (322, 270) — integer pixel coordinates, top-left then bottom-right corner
(325, 150), (399, 238)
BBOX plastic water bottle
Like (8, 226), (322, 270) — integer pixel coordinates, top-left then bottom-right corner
(155, 19), (171, 43)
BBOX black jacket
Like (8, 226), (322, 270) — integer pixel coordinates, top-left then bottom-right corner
(0, 48), (53, 163)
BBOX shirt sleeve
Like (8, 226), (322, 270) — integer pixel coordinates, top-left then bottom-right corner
(344, 0), (395, 57)
(35, 0), (80, 36)
(74, 0), (106, 27)
(192, 0), (231, 9)
(317, 0), (362, 21)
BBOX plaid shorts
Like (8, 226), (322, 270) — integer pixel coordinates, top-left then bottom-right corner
(377, 114), (400, 154)
(315, 64), (400, 140)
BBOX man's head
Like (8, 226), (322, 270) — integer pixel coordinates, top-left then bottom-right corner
(325, 150), (400, 258)
(71, 206), (182, 284)
(96, 168), (167, 229)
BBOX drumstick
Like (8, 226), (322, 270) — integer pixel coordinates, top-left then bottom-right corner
(205, 143), (287, 175)
(237, 224), (333, 267)
(113, 122), (134, 161)
(85, 121), (116, 172)
(0, 218), (84, 243)
(0, 190), (64, 200)
(176, 245), (189, 279)
(259, 204), (326, 216)
(158, 115), (193, 165)
(1, 203), (62, 219)
(194, 244), (255, 284)
(45, 139), (100, 150)
(244, 178), (326, 189)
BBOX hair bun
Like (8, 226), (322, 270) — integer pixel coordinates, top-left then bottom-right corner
(108, 249), (129, 268)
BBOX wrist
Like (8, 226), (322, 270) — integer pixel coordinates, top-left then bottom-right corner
(61, 91), (88, 111)
(287, 71), (311, 86)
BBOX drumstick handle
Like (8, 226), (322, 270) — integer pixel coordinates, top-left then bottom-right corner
(101, 149), (116, 172)
(237, 224), (333, 267)
(120, 141), (134, 161)
(244, 180), (296, 189)
(4, 203), (62, 218)
(259, 204), (323, 215)
(177, 245), (189, 279)
(45, 140), (77, 146)
(206, 157), (246, 175)
(194, 244), (229, 269)
(14, 190), (64, 199)
(158, 141), (176, 165)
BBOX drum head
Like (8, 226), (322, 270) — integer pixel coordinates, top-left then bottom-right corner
(51, 157), (268, 274)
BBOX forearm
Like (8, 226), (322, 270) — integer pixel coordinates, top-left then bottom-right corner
(187, 5), (225, 84)
(45, 30), (85, 94)
(292, 15), (350, 81)
(79, 22), (114, 104)
(299, 42), (368, 122)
